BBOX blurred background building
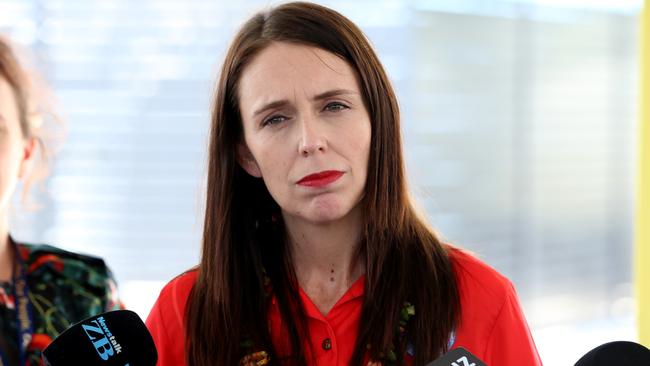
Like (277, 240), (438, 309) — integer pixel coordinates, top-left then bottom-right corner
(1, 0), (643, 363)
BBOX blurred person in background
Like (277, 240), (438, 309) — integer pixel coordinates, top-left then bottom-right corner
(0, 36), (122, 366)
(146, 2), (542, 366)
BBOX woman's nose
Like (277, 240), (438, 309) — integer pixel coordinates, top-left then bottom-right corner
(297, 117), (327, 157)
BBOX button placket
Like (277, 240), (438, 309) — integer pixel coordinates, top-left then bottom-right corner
(313, 321), (338, 364)
(322, 337), (332, 350)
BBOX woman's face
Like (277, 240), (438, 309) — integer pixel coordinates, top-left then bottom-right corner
(237, 42), (371, 225)
(0, 76), (32, 216)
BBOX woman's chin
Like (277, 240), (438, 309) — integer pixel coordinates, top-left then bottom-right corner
(305, 212), (346, 225)
(303, 199), (362, 225)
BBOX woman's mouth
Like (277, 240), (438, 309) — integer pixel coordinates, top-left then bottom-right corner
(297, 170), (344, 187)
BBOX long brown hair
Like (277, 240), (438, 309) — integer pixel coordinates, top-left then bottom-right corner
(186, 3), (460, 365)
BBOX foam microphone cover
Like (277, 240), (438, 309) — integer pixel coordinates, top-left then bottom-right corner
(42, 310), (157, 366)
(575, 341), (650, 365)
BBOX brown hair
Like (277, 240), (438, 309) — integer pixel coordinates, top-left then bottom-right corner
(0, 36), (60, 198)
(186, 2), (460, 365)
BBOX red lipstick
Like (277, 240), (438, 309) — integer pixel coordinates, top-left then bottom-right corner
(297, 170), (344, 187)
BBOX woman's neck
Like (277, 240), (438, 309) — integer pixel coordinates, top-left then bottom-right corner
(0, 222), (13, 282)
(283, 206), (365, 315)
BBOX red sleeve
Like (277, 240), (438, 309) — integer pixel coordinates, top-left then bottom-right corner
(146, 271), (196, 366)
(483, 282), (542, 366)
(449, 248), (543, 365)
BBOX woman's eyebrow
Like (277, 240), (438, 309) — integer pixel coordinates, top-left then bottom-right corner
(253, 100), (290, 117)
(313, 89), (358, 101)
(252, 89), (358, 118)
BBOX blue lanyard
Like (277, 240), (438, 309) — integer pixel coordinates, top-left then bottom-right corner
(0, 240), (34, 366)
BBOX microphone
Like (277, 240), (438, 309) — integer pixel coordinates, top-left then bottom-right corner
(575, 341), (650, 365)
(426, 347), (488, 366)
(42, 310), (157, 366)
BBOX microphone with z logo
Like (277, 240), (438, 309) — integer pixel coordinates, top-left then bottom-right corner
(426, 347), (488, 366)
(42, 310), (157, 366)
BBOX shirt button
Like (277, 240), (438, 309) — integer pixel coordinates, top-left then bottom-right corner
(322, 338), (332, 351)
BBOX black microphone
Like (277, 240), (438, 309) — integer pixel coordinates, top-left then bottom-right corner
(575, 341), (650, 365)
(42, 310), (157, 366)
(426, 347), (488, 366)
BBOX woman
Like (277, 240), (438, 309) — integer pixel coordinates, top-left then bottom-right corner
(146, 2), (542, 366)
(0, 37), (122, 366)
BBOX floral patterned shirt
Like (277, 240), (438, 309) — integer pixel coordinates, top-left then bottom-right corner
(0, 240), (122, 365)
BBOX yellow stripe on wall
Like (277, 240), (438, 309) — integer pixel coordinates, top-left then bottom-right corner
(637, 0), (650, 347)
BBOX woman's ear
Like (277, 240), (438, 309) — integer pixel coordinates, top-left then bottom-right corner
(237, 142), (262, 178)
(17, 137), (37, 180)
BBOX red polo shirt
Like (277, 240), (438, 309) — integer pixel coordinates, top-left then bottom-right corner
(146, 248), (542, 365)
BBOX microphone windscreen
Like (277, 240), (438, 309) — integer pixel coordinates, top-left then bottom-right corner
(575, 341), (650, 366)
(42, 310), (157, 366)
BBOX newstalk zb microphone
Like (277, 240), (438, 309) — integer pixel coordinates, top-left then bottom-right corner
(426, 347), (488, 366)
(42, 310), (157, 366)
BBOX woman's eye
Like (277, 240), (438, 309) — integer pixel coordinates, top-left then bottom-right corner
(324, 102), (348, 113)
(262, 115), (287, 127)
